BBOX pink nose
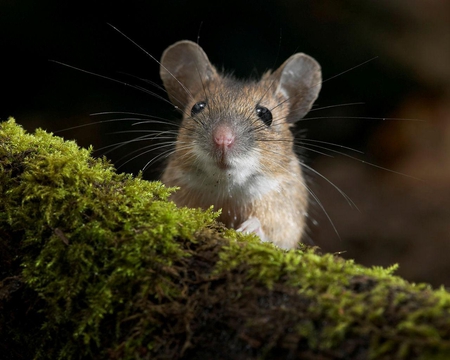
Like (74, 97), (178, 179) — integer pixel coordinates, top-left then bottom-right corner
(213, 125), (235, 148)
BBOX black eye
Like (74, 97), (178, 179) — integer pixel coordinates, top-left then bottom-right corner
(255, 105), (273, 126)
(191, 101), (207, 116)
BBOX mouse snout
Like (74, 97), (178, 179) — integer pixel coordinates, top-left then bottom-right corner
(213, 125), (235, 149)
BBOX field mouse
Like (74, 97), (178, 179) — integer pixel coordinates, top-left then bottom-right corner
(160, 41), (321, 249)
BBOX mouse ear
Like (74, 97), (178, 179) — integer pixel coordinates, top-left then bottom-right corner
(160, 40), (218, 110)
(271, 53), (322, 122)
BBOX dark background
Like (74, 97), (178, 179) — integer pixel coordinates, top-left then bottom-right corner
(2, 0), (450, 287)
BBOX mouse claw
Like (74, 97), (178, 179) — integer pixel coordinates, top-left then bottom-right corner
(237, 217), (268, 242)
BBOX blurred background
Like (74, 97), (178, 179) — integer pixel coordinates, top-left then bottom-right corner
(2, 0), (450, 287)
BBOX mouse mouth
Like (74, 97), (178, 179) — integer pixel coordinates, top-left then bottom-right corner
(217, 160), (230, 170)
(216, 151), (231, 170)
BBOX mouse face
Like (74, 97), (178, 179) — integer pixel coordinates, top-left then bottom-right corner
(173, 78), (294, 196)
(160, 40), (321, 249)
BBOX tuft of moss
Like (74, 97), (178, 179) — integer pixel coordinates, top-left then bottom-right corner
(1, 118), (450, 359)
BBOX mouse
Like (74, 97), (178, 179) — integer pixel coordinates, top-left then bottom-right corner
(159, 40), (322, 249)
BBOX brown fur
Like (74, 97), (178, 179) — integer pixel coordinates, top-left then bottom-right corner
(160, 41), (321, 249)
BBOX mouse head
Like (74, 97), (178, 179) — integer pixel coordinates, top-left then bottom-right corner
(160, 40), (321, 124)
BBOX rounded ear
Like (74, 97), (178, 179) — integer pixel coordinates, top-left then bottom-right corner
(271, 53), (322, 122)
(160, 40), (218, 110)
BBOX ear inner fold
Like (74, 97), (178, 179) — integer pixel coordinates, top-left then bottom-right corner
(160, 40), (218, 110)
(273, 53), (322, 122)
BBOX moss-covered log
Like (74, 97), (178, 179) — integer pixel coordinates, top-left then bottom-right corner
(1, 118), (450, 359)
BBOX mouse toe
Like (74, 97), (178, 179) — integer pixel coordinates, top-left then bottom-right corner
(236, 217), (268, 242)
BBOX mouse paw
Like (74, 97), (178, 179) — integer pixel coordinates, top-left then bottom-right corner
(237, 217), (268, 242)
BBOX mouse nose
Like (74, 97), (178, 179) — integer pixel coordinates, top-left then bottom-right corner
(213, 125), (235, 148)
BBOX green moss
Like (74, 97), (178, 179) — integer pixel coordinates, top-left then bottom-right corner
(1, 118), (450, 359)
(215, 238), (450, 358)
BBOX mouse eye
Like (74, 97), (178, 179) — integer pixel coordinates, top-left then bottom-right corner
(255, 105), (273, 126)
(191, 101), (207, 116)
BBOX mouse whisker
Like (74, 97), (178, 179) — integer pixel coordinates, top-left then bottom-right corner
(272, 57), (379, 115)
(94, 131), (174, 156)
(107, 23), (196, 104)
(301, 179), (342, 241)
(141, 144), (184, 170)
(107, 130), (177, 137)
(141, 150), (174, 172)
(91, 111), (156, 118)
(142, 144), (195, 172)
(115, 141), (177, 170)
(296, 138), (365, 154)
(115, 71), (170, 99)
(53, 114), (179, 134)
(257, 144), (356, 208)
(309, 102), (366, 112)
(50, 59), (179, 109)
(300, 162), (357, 209)
(294, 145), (335, 158)
(299, 115), (423, 122)
(52, 117), (152, 134)
(296, 139), (421, 179)
(321, 57), (379, 85)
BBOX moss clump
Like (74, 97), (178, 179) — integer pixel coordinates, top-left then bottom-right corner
(1, 118), (450, 359)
